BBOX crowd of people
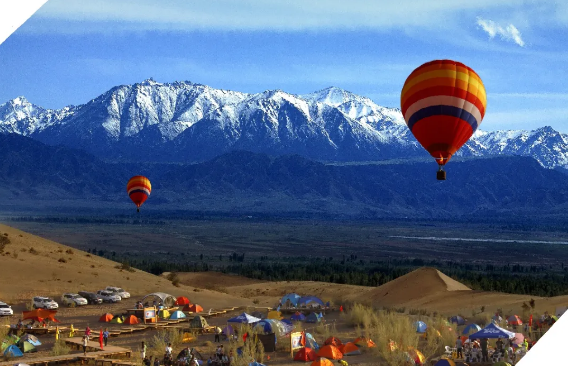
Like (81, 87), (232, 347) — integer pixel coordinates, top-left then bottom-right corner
(456, 335), (531, 364)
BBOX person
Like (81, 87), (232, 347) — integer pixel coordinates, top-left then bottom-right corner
(207, 357), (213, 366)
(522, 338), (529, 351)
(229, 350), (234, 365)
(103, 328), (109, 346)
(69, 324), (75, 337)
(339, 305), (343, 312)
(221, 353), (229, 366)
(456, 336), (463, 359)
(153, 357), (160, 366)
(141, 341), (147, 360)
(55, 326), (60, 340)
(143, 357), (151, 366)
(480, 338), (488, 362)
(82, 334), (89, 356)
(216, 345), (222, 359)
(99, 328), (104, 350)
(215, 327), (221, 342)
(85, 326), (91, 337)
(166, 343), (173, 357)
(496, 338), (504, 353)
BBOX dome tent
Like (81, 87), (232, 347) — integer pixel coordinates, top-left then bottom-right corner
(141, 292), (177, 308)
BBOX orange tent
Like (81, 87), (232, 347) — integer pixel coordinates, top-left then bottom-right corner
(124, 315), (140, 325)
(311, 358), (334, 366)
(187, 304), (203, 313)
(316, 345), (343, 360)
(175, 296), (191, 306)
(294, 347), (317, 362)
(339, 342), (360, 355)
(22, 309), (59, 323)
(354, 337), (376, 348)
(99, 313), (114, 322)
(324, 337), (343, 347)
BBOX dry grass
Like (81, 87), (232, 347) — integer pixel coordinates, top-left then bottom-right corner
(51, 339), (71, 356)
(148, 328), (184, 358)
(226, 324), (265, 365)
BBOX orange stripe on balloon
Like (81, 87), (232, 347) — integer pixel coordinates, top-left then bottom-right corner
(402, 76), (486, 108)
(402, 70), (485, 100)
(401, 86), (486, 118)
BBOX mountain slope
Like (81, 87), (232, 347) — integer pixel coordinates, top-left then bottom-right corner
(3, 80), (568, 167)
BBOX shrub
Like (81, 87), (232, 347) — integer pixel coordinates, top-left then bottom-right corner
(52, 339), (71, 356)
(28, 247), (38, 255)
(149, 329), (183, 357)
(252, 299), (260, 305)
(58, 258), (67, 263)
(0, 235), (10, 254)
(65, 249), (74, 254)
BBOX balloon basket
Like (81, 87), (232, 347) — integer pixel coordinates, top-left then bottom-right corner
(437, 170), (446, 180)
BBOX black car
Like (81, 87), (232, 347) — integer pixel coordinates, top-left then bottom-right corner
(78, 291), (103, 305)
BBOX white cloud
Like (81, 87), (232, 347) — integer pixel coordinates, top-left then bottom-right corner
(476, 17), (525, 47)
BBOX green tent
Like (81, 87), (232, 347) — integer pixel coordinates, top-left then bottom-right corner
(20, 341), (37, 353)
(190, 316), (209, 329)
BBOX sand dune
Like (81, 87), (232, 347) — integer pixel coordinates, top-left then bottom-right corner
(0, 224), (252, 309)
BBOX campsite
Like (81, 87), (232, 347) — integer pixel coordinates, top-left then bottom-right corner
(0, 224), (564, 365)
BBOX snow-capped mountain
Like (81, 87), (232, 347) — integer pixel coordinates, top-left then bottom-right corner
(1, 79), (568, 168)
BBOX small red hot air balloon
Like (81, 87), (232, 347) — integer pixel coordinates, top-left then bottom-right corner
(400, 60), (487, 180)
(127, 176), (151, 212)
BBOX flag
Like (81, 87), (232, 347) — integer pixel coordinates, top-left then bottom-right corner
(301, 331), (306, 347)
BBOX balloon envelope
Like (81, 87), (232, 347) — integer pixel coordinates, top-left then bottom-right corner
(401, 59), (486, 166)
(127, 176), (151, 210)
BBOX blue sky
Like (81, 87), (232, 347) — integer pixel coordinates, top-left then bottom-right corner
(1, 0), (568, 132)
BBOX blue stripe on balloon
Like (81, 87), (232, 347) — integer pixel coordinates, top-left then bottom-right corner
(129, 189), (150, 196)
(408, 105), (479, 132)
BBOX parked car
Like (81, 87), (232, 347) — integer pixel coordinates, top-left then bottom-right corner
(33, 296), (58, 310)
(78, 291), (103, 305)
(0, 301), (13, 316)
(105, 287), (130, 299)
(97, 290), (121, 303)
(61, 293), (88, 307)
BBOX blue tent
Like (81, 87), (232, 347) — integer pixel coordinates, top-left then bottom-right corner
(253, 319), (293, 336)
(468, 323), (515, 339)
(20, 334), (41, 347)
(305, 332), (319, 351)
(450, 316), (465, 326)
(297, 296), (324, 307)
(281, 319), (292, 326)
(291, 313), (306, 321)
(462, 324), (482, 335)
(414, 321), (427, 333)
(4, 345), (23, 358)
(281, 293), (301, 306)
(249, 362), (266, 366)
(170, 311), (186, 320)
(228, 313), (261, 324)
(305, 313), (322, 323)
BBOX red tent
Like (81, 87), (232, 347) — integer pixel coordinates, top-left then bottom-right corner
(23, 309), (59, 323)
(324, 337), (343, 347)
(175, 296), (191, 306)
(508, 315), (523, 325)
(294, 347), (316, 362)
(99, 313), (114, 322)
(316, 345), (343, 360)
(124, 315), (140, 325)
(187, 304), (203, 313)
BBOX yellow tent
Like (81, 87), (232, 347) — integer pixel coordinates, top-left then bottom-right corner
(182, 332), (196, 343)
(159, 309), (171, 319)
(110, 317), (123, 324)
(267, 310), (283, 320)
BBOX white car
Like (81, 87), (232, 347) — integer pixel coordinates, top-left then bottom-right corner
(33, 296), (59, 310)
(61, 293), (88, 307)
(105, 287), (130, 299)
(0, 301), (13, 316)
(97, 290), (121, 303)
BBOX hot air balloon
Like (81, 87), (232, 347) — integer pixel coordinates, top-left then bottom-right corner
(400, 60), (487, 180)
(127, 176), (151, 212)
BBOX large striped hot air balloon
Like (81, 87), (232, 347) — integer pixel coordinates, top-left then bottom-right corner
(401, 60), (487, 180)
(127, 176), (151, 212)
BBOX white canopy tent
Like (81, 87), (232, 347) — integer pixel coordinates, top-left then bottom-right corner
(140, 292), (177, 308)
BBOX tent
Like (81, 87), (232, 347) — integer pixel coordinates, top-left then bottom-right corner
(267, 310), (282, 320)
(408, 347), (425, 365)
(110, 316), (123, 324)
(20, 341), (36, 353)
(99, 313), (114, 322)
(311, 358), (334, 366)
(4, 345), (23, 358)
(170, 311), (186, 320)
(20, 334), (41, 347)
(324, 337), (343, 347)
(305, 313), (321, 323)
(124, 315), (140, 325)
(175, 296), (191, 306)
(158, 309), (171, 319)
(291, 312), (306, 321)
(228, 313), (261, 324)
(415, 321), (427, 333)
(316, 345), (343, 360)
(249, 362), (266, 366)
(339, 342), (361, 356)
(305, 333), (319, 351)
(434, 360), (455, 366)
(190, 316), (209, 329)
(22, 309), (59, 323)
(462, 324), (481, 335)
(253, 319), (293, 336)
(187, 304), (203, 313)
(281, 293), (301, 307)
(353, 336), (376, 348)
(222, 325), (234, 336)
(297, 296), (324, 308)
(294, 347), (317, 362)
(468, 323), (515, 339)
(450, 316), (465, 326)
(141, 292), (177, 308)
(507, 315), (522, 325)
